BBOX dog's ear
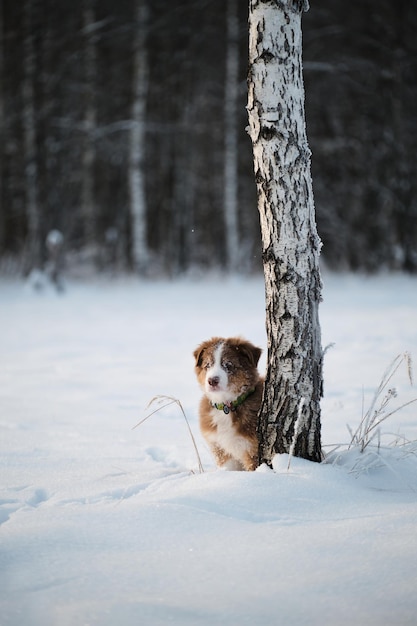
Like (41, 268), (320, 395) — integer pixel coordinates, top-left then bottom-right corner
(238, 341), (262, 367)
(193, 344), (206, 367)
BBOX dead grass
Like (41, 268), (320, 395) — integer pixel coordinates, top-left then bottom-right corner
(132, 395), (204, 473)
(347, 351), (416, 453)
(324, 352), (417, 487)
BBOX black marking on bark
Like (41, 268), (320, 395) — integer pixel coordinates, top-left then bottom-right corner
(261, 125), (277, 140)
(255, 168), (264, 184)
(262, 245), (276, 264)
(284, 37), (291, 56)
(256, 21), (264, 46)
(260, 49), (274, 63)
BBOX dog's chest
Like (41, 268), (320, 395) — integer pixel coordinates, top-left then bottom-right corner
(207, 407), (252, 456)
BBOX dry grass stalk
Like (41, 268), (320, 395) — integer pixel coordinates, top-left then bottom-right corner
(348, 351), (416, 452)
(132, 395), (204, 473)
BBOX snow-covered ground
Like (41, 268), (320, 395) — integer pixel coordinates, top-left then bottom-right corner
(1, 271), (417, 625)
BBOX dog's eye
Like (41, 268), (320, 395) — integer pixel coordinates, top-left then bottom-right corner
(222, 361), (234, 373)
(203, 361), (212, 370)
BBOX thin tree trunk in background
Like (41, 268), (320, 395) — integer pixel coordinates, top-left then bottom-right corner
(171, 116), (196, 275)
(23, 0), (41, 272)
(81, 0), (97, 249)
(40, 6), (55, 233)
(223, 0), (240, 272)
(247, 0), (323, 464)
(0, 2), (4, 252)
(129, 0), (149, 273)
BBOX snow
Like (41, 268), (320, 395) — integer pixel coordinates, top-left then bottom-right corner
(1, 271), (417, 626)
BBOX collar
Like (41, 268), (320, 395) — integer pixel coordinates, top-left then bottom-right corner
(211, 387), (256, 415)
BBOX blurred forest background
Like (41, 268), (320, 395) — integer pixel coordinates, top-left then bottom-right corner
(1, 0), (416, 278)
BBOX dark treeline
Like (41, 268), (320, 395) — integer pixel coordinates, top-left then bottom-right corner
(1, 0), (416, 277)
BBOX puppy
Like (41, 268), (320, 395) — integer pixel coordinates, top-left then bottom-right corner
(193, 336), (263, 471)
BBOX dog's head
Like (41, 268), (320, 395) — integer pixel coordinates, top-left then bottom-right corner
(193, 336), (262, 403)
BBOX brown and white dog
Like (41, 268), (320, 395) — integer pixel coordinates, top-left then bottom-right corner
(193, 336), (264, 471)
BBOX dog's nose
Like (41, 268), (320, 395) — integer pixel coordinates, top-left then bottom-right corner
(208, 376), (220, 387)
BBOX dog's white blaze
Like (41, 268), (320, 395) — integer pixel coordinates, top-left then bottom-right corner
(204, 342), (232, 403)
(207, 407), (253, 458)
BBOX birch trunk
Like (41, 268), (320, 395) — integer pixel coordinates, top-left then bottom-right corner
(223, 0), (240, 272)
(247, 0), (323, 464)
(23, 0), (41, 272)
(129, 0), (149, 274)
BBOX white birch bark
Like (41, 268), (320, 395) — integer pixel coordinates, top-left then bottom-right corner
(129, 0), (149, 274)
(23, 0), (41, 271)
(247, 0), (323, 463)
(223, 0), (240, 272)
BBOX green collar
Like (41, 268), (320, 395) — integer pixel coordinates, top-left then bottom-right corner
(211, 388), (256, 415)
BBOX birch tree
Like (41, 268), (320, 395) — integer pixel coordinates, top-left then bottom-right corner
(247, 0), (323, 464)
(129, 0), (149, 273)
